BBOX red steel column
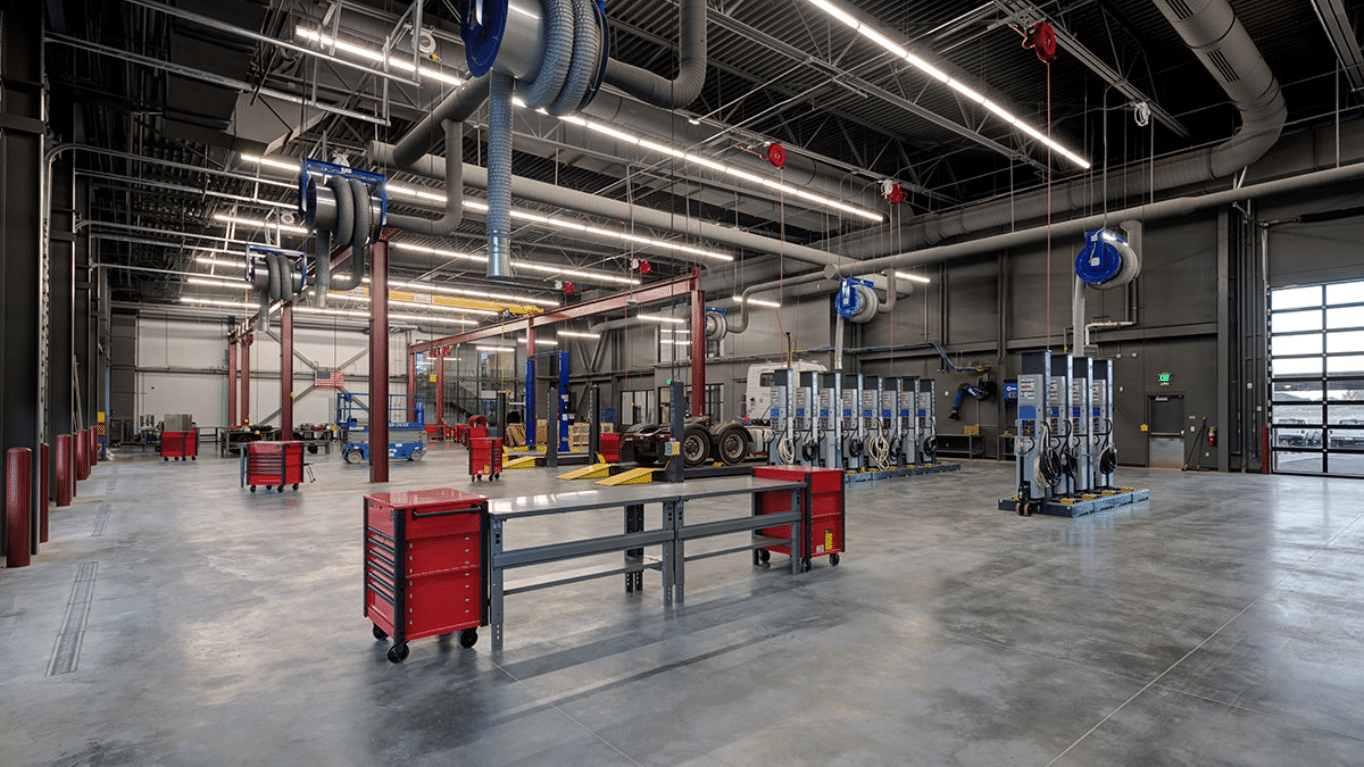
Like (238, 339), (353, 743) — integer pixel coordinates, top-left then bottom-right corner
(370, 241), (389, 483)
(690, 284), (706, 417)
(435, 350), (445, 438)
(407, 349), (417, 423)
(39, 443), (49, 543)
(227, 336), (238, 425)
(55, 434), (71, 507)
(6, 448), (32, 567)
(241, 334), (252, 425)
(281, 303), (294, 438)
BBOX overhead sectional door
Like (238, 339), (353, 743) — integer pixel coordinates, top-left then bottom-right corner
(1269, 280), (1364, 477)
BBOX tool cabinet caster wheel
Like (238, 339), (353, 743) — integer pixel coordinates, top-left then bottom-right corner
(277, 485), (285, 493)
(293, 484), (299, 491)
(829, 553), (840, 566)
(387, 643), (409, 663)
(801, 558), (812, 572)
(757, 549), (771, 564)
(191, 457), (196, 461)
(459, 629), (478, 649)
(164, 457), (168, 462)
(372, 624), (388, 640)
(250, 486), (256, 493)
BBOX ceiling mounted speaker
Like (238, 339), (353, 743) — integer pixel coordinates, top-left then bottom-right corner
(417, 28), (437, 55)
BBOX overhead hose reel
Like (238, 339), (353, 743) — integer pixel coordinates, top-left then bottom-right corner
(834, 278), (879, 324)
(300, 160), (386, 307)
(704, 308), (728, 342)
(1075, 229), (1140, 290)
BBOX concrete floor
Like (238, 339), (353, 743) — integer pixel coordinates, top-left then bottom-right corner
(2, 442), (1362, 766)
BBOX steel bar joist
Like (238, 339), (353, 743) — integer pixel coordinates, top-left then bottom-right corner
(408, 270), (706, 417)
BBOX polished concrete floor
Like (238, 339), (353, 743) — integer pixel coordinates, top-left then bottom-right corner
(2, 443), (1362, 766)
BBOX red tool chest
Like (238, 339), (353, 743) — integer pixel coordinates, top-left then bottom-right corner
(160, 429), (198, 461)
(469, 437), (503, 481)
(599, 432), (621, 463)
(753, 466), (845, 568)
(364, 488), (489, 662)
(243, 441), (307, 492)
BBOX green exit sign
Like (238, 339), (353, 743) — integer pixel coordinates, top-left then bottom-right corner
(1158, 373), (1172, 384)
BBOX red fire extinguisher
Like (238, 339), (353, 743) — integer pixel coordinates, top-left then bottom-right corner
(1208, 427), (1217, 447)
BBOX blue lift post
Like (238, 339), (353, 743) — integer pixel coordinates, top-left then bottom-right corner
(525, 351), (570, 452)
(337, 392), (428, 463)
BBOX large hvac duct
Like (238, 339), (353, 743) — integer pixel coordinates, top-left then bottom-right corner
(385, 120), (467, 237)
(829, 0), (1287, 259)
(601, 0), (707, 109)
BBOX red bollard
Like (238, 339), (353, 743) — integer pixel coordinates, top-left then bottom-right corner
(6, 447), (32, 568)
(88, 428), (98, 467)
(39, 443), (49, 543)
(55, 434), (72, 507)
(73, 432), (85, 491)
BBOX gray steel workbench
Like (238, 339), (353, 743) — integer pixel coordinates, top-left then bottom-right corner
(485, 476), (809, 648)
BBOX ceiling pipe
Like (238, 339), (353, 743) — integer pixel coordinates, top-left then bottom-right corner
(602, 0), (707, 109)
(826, 0), (1287, 259)
(390, 77), (490, 169)
(366, 141), (847, 268)
(385, 120), (466, 236)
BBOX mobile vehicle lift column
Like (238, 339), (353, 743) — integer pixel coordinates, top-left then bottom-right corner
(817, 373), (842, 468)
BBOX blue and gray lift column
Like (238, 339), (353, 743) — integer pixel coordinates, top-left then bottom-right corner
(817, 373), (842, 468)
(1093, 359), (1118, 489)
(797, 370), (820, 466)
(841, 373), (863, 470)
(1012, 351), (1051, 512)
(768, 368), (795, 465)
(898, 377), (919, 464)
(1070, 356), (1094, 495)
(917, 379), (937, 463)
(860, 375), (882, 469)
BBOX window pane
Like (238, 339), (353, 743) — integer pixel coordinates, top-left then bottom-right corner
(1272, 333), (1323, 356)
(1326, 380), (1364, 401)
(1327, 306), (1364, 329)
(1327, 405), (1364, 425)
(1274, 427), (1320, 447)
(1275, 451), (1323, 473)
(1273, 309), (1323, 333)
(1325, 280), (1364, 305)
(1272, 356), (1322, 376)
(1273, 405), (1323, 425)
(1272, 381), (1324, 402)
(1327, 428), (1364, 450)
(1327, 355), (1364, 375)
(1328, 331), (1364, 354)
(1326, 453), (1364, 475)
(1271, 286), (1323, 310)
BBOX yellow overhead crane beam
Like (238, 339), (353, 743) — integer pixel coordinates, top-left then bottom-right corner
(331, 287), (543, 316)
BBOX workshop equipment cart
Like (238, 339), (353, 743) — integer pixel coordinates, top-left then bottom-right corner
(241, 441), (311, 492)
(160, 429), (199, 461)
(364, 488), (489, 662)
(469, 437), (503, 482)
(753, 466), (845, 569)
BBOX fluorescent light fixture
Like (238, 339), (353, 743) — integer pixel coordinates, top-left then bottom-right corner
(213, 213), (308, 235)
(893, 271), (932, 284)
(181, 297), (247, 309)
(515, 337), (555, 345)
(475, 346), (515, 353)
(195, 256), (244, 269)
(295, 27), (464, 86)
(386, 241), (640, 287)
(328, 291), (500, 317)
(637, 314), (686, 324)
(743, 297), (782, 308)
(187, 277), (248, 290)
(805, 0), (1090, 170)
(239, 154), (298, 173)
(555, 329), (601, 339)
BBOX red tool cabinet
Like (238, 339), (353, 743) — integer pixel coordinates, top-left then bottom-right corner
(242, 441), (307, 492)
(364, 488), (489, 662)
(160, 429), (198, 461)
(469, 437), (503, 481)
(753, 466), (845, 568)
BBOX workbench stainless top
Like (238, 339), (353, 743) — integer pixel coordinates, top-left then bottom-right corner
(487, 476), (806, 519)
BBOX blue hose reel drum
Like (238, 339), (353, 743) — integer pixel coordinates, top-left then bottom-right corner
(460, 0), (610, 109)
(1075, 229), (1126, 285)
(835, 277), (878, 322)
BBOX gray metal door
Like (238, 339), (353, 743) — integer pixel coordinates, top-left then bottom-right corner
(1147, 394), (1185, 469)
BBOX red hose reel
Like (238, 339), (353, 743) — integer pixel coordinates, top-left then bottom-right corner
(1029, 22), (1058, 62)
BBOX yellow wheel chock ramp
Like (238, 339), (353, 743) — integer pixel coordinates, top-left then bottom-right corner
(558, 462), (616, 480)
(595, 467), (659, 486)
(503, 454), (543, 470)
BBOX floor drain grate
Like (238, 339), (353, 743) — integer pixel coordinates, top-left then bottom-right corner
(47, 562), (99, 676)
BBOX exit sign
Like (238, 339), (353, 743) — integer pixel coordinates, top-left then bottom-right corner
(1158, 372), (1172, 385)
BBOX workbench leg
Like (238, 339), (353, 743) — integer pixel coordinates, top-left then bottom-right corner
(489, 518), (505, 649)
(661, 501), (676, 605)
(672, 500), (686, 603)
(624, 503), (644, 593)
(790, 489), (804, 575)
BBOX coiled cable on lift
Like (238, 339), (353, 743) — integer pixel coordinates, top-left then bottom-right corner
(1098, 441), (1118, 476)
(867, 435), (891, 470)
(775, 435), (795, 465)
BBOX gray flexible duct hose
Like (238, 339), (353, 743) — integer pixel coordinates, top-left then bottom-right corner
(267, 252), (282, 302)
(603, 0), (707, 108)
(330, 179), (369, 292)
(349, 178), (371, 253)
(517, 0), (574, 110)
(327, 175), (353, 249)
(314, 228), (331, 308)
(487, 72), (515, 279)
(548, 0), (600, 116)
(257, 287), (269, 332)
(385, 120), (466, 236)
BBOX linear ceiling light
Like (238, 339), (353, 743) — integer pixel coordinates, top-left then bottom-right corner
(804, 0), (1090, 170)
(637, 314), (686, 324)
(195, 256), (244, 269)
(515, 337), (555, 345)
(295, 28), (464, 86)
(327, 291), (500, 317)
(388, 241), (640, 287)
(283, 35), (880, 222)
(187, 277), (248, 290)
(555, 329), (601, 339)
(212, 213), (309, 235)
(894, 271), (932, 284)
(475, 346), (515, 353)
(742, 297), (782, 308)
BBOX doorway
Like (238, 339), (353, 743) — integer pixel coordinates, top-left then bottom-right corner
(1147, 393), (1186, 469)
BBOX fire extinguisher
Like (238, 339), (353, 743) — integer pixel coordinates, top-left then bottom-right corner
(1208, 427), (1217, 447)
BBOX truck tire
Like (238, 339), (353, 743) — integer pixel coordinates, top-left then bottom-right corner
(681, 425), (711, 468)
(715, 424), (749, 465)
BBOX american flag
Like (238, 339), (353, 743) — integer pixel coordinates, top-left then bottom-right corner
(315, 369), (345, 388)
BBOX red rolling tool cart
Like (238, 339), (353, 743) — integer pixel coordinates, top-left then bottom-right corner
(160, 429), (199, 461)
(364, 488), (489, 662)
(753, 466), (845, 569)
(469, 437), (503, 481)
(599, 432), (622, 463)
(241, 441), (310, 493)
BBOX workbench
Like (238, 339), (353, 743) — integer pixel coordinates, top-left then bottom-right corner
(484, 475), (809, 649)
